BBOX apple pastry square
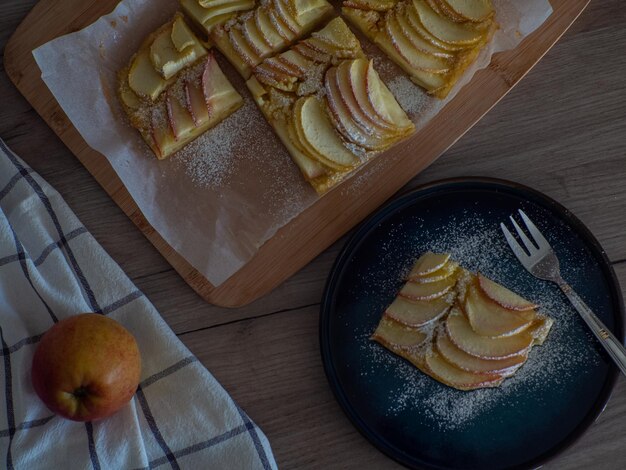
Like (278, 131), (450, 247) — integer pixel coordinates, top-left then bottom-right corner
(118, 13), (243, 160)
(206, 0), (335, 79)
(372, 252), (554, 391)
(246, 17), (415, 194)
(343, 0), (497, 98)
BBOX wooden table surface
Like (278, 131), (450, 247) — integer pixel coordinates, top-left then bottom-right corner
(2, 1), (625, 468)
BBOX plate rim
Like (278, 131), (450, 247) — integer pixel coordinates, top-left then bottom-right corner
(319, 176), (624, 470)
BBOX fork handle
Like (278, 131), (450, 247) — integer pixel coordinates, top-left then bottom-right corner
(559, 282), (626, 376)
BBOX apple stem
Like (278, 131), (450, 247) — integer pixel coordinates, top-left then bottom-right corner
(73, 387), (88, 399)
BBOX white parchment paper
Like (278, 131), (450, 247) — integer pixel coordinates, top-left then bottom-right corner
(33, 0), (552, 287)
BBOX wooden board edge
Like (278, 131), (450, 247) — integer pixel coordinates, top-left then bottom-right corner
(2, 0), (591, 308)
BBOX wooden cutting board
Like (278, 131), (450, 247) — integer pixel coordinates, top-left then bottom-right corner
(4, 0), (590, 307)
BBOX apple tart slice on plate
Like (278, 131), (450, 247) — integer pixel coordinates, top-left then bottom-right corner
(247, 17), (415, 193)
(372, 252), (554, 391)
(343, 0), (497, 98)
(118, 14), (243, 160)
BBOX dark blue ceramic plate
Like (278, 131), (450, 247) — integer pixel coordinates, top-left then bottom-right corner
(320, 178), (623, 470)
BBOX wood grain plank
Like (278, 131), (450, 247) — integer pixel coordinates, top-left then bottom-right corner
(3, 0), (592, 307)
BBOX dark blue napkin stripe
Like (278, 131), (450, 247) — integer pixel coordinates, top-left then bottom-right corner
(33, 227), (88, 266)
(85, 421), (101, 470)
(6, 219), (58, 324)
(0, 227), (87, 268)
(0, 169), (29, 202)
(236, 405), (272, 470)
(0, 416), (55, 437)
(140, 357), (198, 389)
(136, 386), (180, 470)
(0, 326), (15, 470)
(135, 424), (251, 470)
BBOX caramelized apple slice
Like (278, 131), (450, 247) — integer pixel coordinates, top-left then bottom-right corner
(335, 61), (400, 144)
(128, 50), (168, 101)
(255, 7), (285, 49)
(385, 12), (451, 73)
(412, 0), (486, 46)
(444, 0), (494, 23)
(399, 277), (455, 300)
(171, 16), (196, 52)
(325, 67), (390, 151)
(344, 0), (396, 10)
(268, 5), (297, 41)
(202, 54), (243, 113)
(446, 308), (534, 359)
(242, 15), (273, 58)
(386, 296), (450, 327)
(185, 79), (210, 127)
(395, 7), (454, 59)
(436, 329), (526, 375)
(294, 96), (359, 169)
(229, 27), (261, 67)
(477, 274), (539, 312)
(464, 285), (534, 337)
(272, 0), (300, 36)
(410, 260), (459, 283)
(405, 3), (468, 51)
(365, 60), (414, 130)
(408, 252), (451, 278)
(348, 60), (403, 134)
(166, 90), (196, 141)
(372, 316), (428, 350)
(423, 349), (503, 390)
(150, 20), (206, 80)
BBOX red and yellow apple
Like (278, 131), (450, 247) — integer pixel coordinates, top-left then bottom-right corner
(31, 314), (141, 422)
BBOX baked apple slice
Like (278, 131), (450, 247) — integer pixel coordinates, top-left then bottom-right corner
(423, 349), (504, 390)
(408, 252), (451, 278)
(399, 276), (455, 301)
(372, 316), (428, 350)
(385, 12), (451, 73)
(410, 260), (459, 283)
(386, 296), (451, 327)
(464, 284), (534, 337)
(477, 273), (539, 312)
(412, 0), (486, 46)
(446, 308), (534, 359)
(442, 0), (494, 23)
(436, 329), (526, 375)
(294, 96), (359, 170)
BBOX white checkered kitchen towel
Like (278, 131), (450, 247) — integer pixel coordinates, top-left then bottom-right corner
(0, 139), (277, 470)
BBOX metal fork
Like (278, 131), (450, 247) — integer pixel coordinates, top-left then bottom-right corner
(501, 209), (626, 376)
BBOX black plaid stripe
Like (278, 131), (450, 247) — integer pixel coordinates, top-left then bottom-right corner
(85, 421), (101, 470)
(0, 169), (29, 202)
(140, 357), (198, 389)
(32, 227), (88, 266)
(134, 424), (252, 470)
(0, 227), (87, 268)
(5, 217), (58, 323)
(0, 416), (55, 438)
(136, 386), (181, 470)
(0, 326), (15, 470)
(235, 406), (272, 470)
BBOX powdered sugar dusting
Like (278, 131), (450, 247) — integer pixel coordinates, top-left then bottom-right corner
(354, 211), (602, 431)
(172, 94), (257, 187)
